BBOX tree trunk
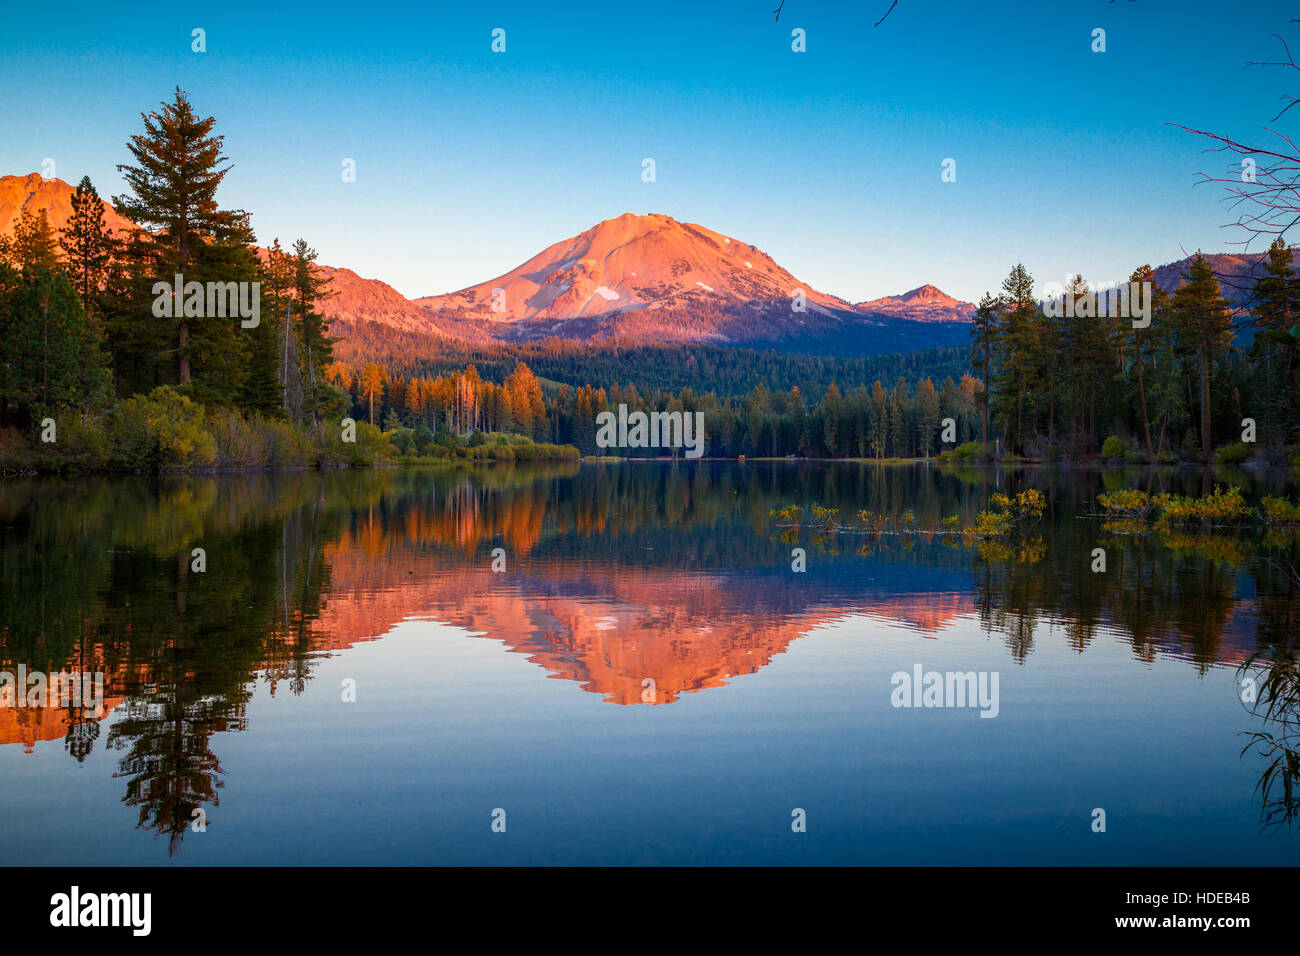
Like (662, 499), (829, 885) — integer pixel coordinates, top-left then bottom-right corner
(1136, 350), (1152, 456)
(1199, 345), (1211, 460)
(178, 320), (191, 385)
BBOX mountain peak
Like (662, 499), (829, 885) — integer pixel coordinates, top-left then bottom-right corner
(0, 171), (136, 238)
(412, 210), (849, 331)
(901, 284), (955, 303)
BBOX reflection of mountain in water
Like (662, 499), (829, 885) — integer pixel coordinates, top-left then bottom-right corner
(0, 463), (1295, 857)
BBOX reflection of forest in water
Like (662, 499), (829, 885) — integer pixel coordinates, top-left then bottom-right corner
(1, 460), (1298, 852)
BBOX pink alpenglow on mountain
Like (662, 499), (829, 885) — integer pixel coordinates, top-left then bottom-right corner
(0, 177), (977, 352)
(413, 212), (857, 323)
(856, 284), (975, 322)
(0, 173), (136, 238)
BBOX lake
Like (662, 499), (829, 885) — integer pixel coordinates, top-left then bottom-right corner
(1, 461), (1297, 865)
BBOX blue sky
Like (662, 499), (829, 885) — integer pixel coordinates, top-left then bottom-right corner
(0, 0), (1289, 302)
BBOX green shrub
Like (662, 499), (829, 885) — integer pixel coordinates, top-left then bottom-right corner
(950, 440), (991, 461)
(107, 387), (215, 470)
(1212, 442), (1251, 465)
(57, 416), (109, 470)
(1101, 435), (1129, 460)
(1260, 496), (1300, 524)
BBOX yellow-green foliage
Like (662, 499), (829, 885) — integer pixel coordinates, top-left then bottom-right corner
(1158, 530), (1247, 565)
(856, 510), (887, 534)
(1097, 488), (1157, 520)
(970, 488), (1045, 538)
(1155, 485), (1251, 526)
(1261, 496), (1300, 524)
(107, 387), (216, 470)
(770, 505), (803, 523)
(937, 441), (992, 463)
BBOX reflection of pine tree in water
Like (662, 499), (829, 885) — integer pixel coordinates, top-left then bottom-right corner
(965, 472), (1256, 670)
(64, 716), (99, 761)
(63, 631), (104, 762)
(5, 465), (1299, 852)
(72, 477), (341, 855)
(108, 690), (246, 856)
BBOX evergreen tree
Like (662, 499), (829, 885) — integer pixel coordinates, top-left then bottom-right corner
(992, 264), (1040, 453)
(1172, 254), (1233, 459)
(113, 88), (253, 401)
(969, 291), (1000, 447)
(0, 268), (110, 421)
(291, 239), (338, 427)
(60, 177), (112, 315)
(915, 377), (940, 457)
(0, 209), (61, 270)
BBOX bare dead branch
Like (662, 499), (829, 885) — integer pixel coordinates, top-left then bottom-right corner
(774, 1), (899, 26)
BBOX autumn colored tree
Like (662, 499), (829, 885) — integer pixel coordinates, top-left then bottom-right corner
(359, 363), (387, 425)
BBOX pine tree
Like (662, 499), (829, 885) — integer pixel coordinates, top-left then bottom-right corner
(1117, 265), (1168, 456)
(1, 209), (61, 270)
(1172, 254), (1233, 459)
(60, 177), (112, 315)
(1251, 239), (1298, 446)
(865, 380), (886, 459)
(0, 268), (110, 420)
(915, 377), (940, 457)
(291, 239), (338, 427)
(992, 264), (1040, 453)
(113, 88), (253, 401)
(969, 291), (1000, 447)
(1256, 238), (1297, 333)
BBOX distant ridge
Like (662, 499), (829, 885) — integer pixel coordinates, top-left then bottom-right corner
(6, 172), (1273, 359)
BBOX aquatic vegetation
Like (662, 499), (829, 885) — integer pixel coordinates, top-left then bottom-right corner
(975, 536), (1046, 564)
(809, 504), (841, 532)
(1096, 485), (1300, 530)
(1099, 518), (1149, 537)
(769, 504), (803, 524)
(1261, 496), (1300, 525)
(1158, 529), (1248, 565)
(1240, 646), (1300, 829)
(969, 488), (1046, 539)
(1096, 488), (1158, 521)
(1155, 485), (1252, 527)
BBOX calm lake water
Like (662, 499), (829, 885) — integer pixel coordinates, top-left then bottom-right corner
(1, 461), (1298, 865)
